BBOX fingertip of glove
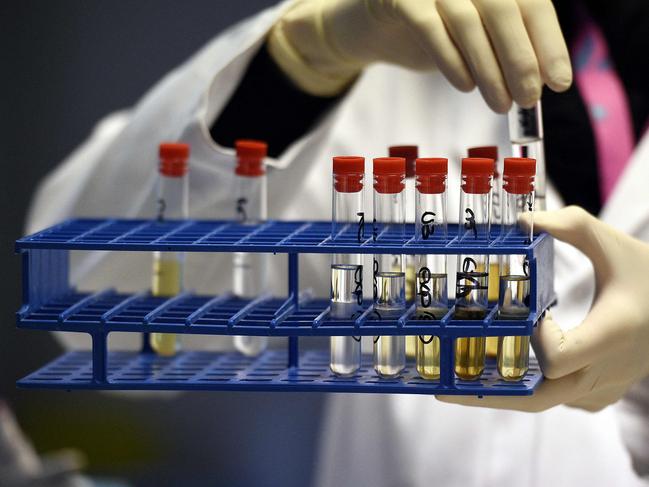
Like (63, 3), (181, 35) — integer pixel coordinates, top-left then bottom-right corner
(451, 74), (476, 93)
(545, 61), (573, 92)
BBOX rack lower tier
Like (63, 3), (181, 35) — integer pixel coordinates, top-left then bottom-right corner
(18, 350), (542, 395)
(18, 291), (543, 337)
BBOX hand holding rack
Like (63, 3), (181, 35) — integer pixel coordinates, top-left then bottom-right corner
(15, 218), (554, 396)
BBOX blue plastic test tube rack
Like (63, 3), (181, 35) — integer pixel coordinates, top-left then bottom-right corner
(15, 218), (554, 396)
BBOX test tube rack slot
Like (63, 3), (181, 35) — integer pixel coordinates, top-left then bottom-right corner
(16, 218), (554, 396)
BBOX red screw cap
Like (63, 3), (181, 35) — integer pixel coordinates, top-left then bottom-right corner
(461, 157), (493, 194)
(415, 158), (447, 194)
(373, 157), (405, 194)
(389, 145), (418, 178)
(468, 146), (499, 178)
(503, 157), (536, 194)
(467, 146), (498, 161)
(235, 139), (267, 177)
(159, 142), (190, 177)
(333, 156), (364, 193)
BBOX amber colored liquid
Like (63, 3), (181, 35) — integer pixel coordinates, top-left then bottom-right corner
(497, 280), (531, 381)
(150, 256), (181, 356)
(405, 258), (416, 303)
(403, 259), (417, 357)
(454, 307), (486, 380)
(416, 335), (440, 380)
(497, 335), (530, 381)
(486, 261), (501, 357)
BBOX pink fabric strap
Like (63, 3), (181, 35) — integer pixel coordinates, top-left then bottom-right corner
(571, 11), (635, 202)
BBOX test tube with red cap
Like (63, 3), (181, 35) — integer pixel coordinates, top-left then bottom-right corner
(150, 142), (190, 356)
(389, 145), (419, 358)
(468, 146), (500, 358)
(372, 157), (407, 378)
(508, 101), (546, 211)
(414, 158), (448, 380)
(454, 157), (494, 380)
(232, 140), (270, 357)
(330, 156), (365, 376)
(497, 157), (536, 380)
(467, 146), (501, 229)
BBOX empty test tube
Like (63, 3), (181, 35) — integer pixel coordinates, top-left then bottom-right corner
(508, 101), (546, 210)
(455, 158), (494, 380)
(329, 156), (365, 376)
(372, 157), (407, 378)
(151, 143), (190, 356)
(497, 157), (536, 381)
(468, 146), (500, 358)
(232, 140), (269, 357)
(413, 158), (448, 380)
(389, 145), (419, 357)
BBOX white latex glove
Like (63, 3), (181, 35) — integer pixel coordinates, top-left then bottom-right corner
(439, 206), (649, 412)
(267, 0), (572, 112)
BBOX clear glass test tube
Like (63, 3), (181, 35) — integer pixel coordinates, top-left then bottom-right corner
(329, 156), (365, 376)
(497, 157), (536, 381)
(413, 158), (448, 380)
(389, 145), (419, 357)
(508, 101), (546, 210)
(232, 140), (269, 357)
(151, 143), (190, 356)
(455, 158), (493, 380)
(372, 157), (406, 378)
(468, 146), (500, 358)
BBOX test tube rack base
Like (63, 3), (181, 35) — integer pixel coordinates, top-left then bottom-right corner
(15, 218), (555, 396)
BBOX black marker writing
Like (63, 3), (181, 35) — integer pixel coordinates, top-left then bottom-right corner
(464, 208), (477, 239)
(421, 211), (436, 240)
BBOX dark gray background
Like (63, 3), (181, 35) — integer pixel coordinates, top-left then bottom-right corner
(0, 1), (325, 485)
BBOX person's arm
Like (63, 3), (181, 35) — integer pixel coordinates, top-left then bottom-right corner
(211, 0), (574, 159)
(210, 43), (342, 158)
(263, 0), (572, 113)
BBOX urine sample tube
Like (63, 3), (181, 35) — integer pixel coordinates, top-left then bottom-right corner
(497, 157), (536, 381)
(508, 101), (546, 210)
(151, 143), (190, 356)
(413, 158), (448, 380)
(389, 145), (419, 357)
(232, 140), (269, 357)
(454, 158), (493, 380)
(330, 156), (365, 376)
(372, 157), (407, 378)
(468, 146), (500, 358)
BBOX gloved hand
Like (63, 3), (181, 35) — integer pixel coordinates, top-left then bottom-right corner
(268, 0), (572, 112)
(438, 206), (649, 412)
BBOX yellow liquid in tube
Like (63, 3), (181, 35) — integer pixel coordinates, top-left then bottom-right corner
(415, 306), (446, 380)
(454, 307), (487, 380)
(497, 335), (530, 381)
(405, 260), (417, 358)
(497, 276), (531, 380)
(151, 256), (181, 356)
(486, 261), (501, 357)
(417, 335), (440, 380)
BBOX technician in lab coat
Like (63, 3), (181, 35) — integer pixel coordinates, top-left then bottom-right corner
(27, 1), (649, 485)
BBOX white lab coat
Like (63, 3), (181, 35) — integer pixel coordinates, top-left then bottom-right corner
(27, 3), (649, 486)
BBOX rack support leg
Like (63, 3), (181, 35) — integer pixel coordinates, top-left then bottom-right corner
(140, 332), (153, 353)
(288, 253), (299, 369)
(439, 336), (455, 389)
(92, 331), (108, 384)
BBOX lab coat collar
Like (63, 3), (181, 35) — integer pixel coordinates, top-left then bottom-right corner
(599, 131), (649, 237)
